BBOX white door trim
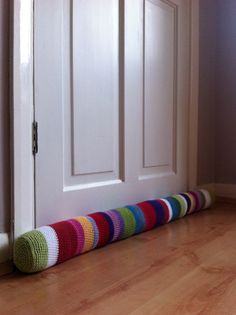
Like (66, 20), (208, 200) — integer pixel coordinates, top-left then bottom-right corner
(12, 0), (35, 238)
(12, 0), (199, 237)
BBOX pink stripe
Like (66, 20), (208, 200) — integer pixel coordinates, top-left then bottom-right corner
(68, 219), (85, 255)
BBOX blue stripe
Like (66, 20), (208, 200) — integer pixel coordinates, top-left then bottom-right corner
(126, 205), (146, 234)
(86, 216), (99, 249)
(147, 200), (166, 226)
(164, 197), (181, 221)
(180, 193), (192, 213)
(99, 212), (114, 243)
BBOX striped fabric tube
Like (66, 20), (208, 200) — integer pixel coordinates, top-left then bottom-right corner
(74, 217), (94, 253)
(106, 210), (125, 241)
(137, 202), (157, 231)
(13, 189), (213, 273)
(114, 208), (136, 239)
(147, 200), (167, 226)
(126, 205), (146, 234)
(86, 216), (99, 249)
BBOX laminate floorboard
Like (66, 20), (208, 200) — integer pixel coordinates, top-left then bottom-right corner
(1, 203), (236, 315)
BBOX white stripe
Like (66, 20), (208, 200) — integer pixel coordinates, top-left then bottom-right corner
(199, 189), (212, 209)
(160, 199), (173, 222)
(37, 226), (59, 268)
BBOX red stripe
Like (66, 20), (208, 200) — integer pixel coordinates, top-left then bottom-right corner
(137, 202), (157, 231)
(88, 212), (110, 248)
(50, 221), (78, 264)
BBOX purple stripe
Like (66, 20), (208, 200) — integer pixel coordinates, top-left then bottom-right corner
(68, 219), (85, 255)
(106, 210), (124, 242)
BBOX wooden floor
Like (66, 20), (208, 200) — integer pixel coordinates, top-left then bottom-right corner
(1, 203), (236, 315)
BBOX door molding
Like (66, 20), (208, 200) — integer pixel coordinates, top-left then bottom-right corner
(12, 0), (35, 238)
(12, 0), (200, 237)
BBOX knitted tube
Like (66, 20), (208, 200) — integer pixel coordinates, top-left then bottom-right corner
(197, 191), (206, 210)
(13, 189), (214, 273)
(114, 208), (136, 239)
(67, 219), (85, 255)
(37, 226), (59, 268)
(163, 197), (181, 221)
(137, 202), (157, 231)
(126, 205), (146, 234)
(181, 193), (196, 213)
(86, 216), (99, 249)
(98, 212), (115, 243)
(50, 221), (78, 263)
(13, 230), (48, 273)
(88, 212), (110, 247)
(200, 189), (212, 209)
(106, 210), (125, 241)
(147, 200), (167, 226)
(74, 217), (94, 253)
(158, 199), (172, 223)
(172, 195), (188, 218)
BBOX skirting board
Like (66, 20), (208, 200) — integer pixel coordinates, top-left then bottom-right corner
(215, 184), (236, 199)
(199, 183), (236, 201)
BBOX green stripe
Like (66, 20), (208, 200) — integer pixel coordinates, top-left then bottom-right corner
(116, 208), (136, 239)
(14, 230), (48, 273)
(172, 195), (187, 218)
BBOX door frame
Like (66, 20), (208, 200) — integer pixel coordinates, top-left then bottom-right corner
(12, 0), (34, 238)
(12, 0), (199, 238)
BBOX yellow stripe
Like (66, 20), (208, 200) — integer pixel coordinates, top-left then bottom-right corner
(74, 216), (94, 253)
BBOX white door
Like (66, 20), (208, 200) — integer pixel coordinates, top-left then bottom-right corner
(34, 0), (190, 227)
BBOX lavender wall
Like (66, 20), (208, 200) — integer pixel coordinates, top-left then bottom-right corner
(215, 0), (236, 184)
(198, 0), (236, 185)
(198, 0), (217, 185)
(0, 0), (10, 233)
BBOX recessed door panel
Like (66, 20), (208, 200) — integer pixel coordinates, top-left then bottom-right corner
(72, 0), (119, 178)
(142, 0), (177, 177)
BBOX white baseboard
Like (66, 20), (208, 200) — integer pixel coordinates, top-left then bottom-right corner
(215, 184), (236, 199)
(198, 183), (215, 193)
(0, 233), (11, 264)
(197, 183), (236, 200)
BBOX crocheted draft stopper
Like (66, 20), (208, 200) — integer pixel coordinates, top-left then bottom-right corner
(14, 189), (213, 273)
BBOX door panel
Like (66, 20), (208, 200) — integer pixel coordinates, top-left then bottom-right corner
(72, 0), (120, 179)
(35, 0), (190, 227)
(142, 0), (177, 175)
